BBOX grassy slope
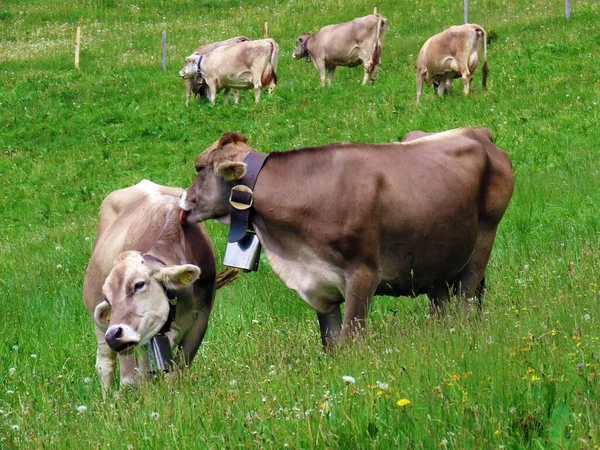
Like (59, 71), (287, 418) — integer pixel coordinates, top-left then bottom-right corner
(1, 0), (599, 448)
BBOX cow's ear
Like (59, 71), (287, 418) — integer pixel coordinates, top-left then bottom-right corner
(217, 132), (248, 148)
(93, 300), (111, 331)
(216, 161), (247, 181)
(159, 264), (201, 290)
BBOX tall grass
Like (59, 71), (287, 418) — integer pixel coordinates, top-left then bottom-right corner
(1, 0), (599, 447)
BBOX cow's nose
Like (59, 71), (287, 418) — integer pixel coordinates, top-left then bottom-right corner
(105, 326), (124, 349)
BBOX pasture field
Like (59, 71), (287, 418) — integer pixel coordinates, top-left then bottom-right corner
(1, 0), (599, 447)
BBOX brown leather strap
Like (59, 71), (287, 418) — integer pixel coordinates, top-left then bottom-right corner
(228, 152), (268, 243)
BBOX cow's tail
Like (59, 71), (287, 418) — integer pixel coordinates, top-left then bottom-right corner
(370, 14), (387, 77)
(215, 267), (240, 290)
(478, 26), (488, 90)
(262, 39), (278, 88)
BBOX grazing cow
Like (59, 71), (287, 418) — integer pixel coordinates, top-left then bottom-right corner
(179, 128), (514, 349)
(179, 36), (249, 106)
(416, 23), (488, 102)
(179, 39), (279, 105)
(293, 13), (387, 86)
(83, 180), (237, 391)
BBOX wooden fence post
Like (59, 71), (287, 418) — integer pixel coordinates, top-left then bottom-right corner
(162, 30), (167, 70)
(75, 26), (81, 70)
(463, 0), (468, 23)
(264, 22), (268, 39)
(565, 0), (571, 19)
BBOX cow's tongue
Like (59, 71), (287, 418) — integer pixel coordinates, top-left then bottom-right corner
(179, 209), (188, 224)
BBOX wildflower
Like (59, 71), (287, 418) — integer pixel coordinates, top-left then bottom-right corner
(150, 411), (160, 420)
(31, 354), (37, 359)
(9, 367), (16, 377)
(77, 405), (87, 414)
(527, 368), (535, 374)
(463, 371), (473, 378)
(6, 390), (14, 395)
(376, 381), (389, 390)
(451, 374), (460, 380)
(577, 363), (585, 369)
(56, 264), (62, 269)
(397, 398), (411, 407)
(342, 375), (355, 385)
(83, 377), (92, 383)
(530, 375), (540, 381)
(12, 424), (19, 431)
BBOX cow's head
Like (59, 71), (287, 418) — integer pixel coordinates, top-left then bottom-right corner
(94, 251), (200, 354)
(293, 33), (312, 62)
(179, 132), (254, 225)
(179, 54), (201, 79)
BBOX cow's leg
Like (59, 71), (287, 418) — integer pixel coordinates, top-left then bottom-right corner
(313, 60), (327, 87)
(233, 90), (240, 104)
(436, 78), (447, 96)
(326, 67), (336, 86)
(317, 307), (343, 349)
(416, 71), (425, 103)
(369, 62), (381, 84)
(445, 78), (452, 92)
(185, 80), (192, 107)
(454, 226), (498, 316)
(427, 283), (453, 318)
(461, 69), (472, 95)
(208, 83), (217, 105)
(118, 352), (140, 389)
(362, 63), (371, 85)
(341, 265), (380, 339)
(223, 88), (231, 104)
(94, 327), (117, 393)
(254, 84), (262, 103)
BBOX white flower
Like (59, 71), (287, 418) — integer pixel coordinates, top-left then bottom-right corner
(31, 354), (37, 359)
(9, 367), (16, 377)
(6, 390), (14, 395)
(376, 381), (389, 390)
(77, 405), (87, 414)
(56, 264), (62, 269)
(83, 377), (92, 383)
(11, 424), (19, 431)
(150, 411), (160, 420)
(342, 375), (355, 385)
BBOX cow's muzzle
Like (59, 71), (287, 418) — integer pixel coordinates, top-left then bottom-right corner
(105, 325), (140, 354)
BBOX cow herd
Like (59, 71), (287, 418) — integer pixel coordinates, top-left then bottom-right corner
(84, 13), (511, 392)
(178, 14), (488, 104)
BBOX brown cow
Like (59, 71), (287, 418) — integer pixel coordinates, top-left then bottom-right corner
(416, 23), (488, 102)
(293, 14), (387, 86)
(179, 128), (514, 349)
(179, 39), (279, 105)
(83, 180), (237, 391)
(179, 36), (249, 106)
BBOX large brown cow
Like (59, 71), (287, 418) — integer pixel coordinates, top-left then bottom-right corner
(416, 23), (488, 102)
(179, 36), (250, 106)
(179, 128), (514, 348)
(293, 14), (387, 86)
(179, 38), (279, 105)
(83, 180), (237, 391)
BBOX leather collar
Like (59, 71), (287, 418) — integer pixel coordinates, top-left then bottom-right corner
(227, 152), (269, 243)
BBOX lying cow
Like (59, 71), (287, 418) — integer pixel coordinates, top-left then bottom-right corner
(179, 38), (279, 105)
(179, 36), (249, 106)
(293, 13), (387, 86)
(416, 23), (488, 102)
(179, 128), (514, 349)
(83, 180), (237, 391)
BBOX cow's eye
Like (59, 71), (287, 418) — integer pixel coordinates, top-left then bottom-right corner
(134, 281), (145, 292)
(196, 165), (204, 173)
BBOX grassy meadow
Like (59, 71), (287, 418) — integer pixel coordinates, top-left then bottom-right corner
(1, 0), (600, 447)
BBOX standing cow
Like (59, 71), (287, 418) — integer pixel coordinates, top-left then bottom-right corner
(83, 180), (237, 391)
(179, 36), (249, 106)
(293, 13), (387, 87)
(416, 23), (488, 102)
(179, 38), (279, 105)
(179, 128), (514, 349)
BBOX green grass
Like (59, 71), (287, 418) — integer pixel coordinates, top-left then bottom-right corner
(1, 0), (600, 447)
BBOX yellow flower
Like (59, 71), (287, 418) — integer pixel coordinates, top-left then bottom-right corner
(451, 374), (460, 380)
(397, 398), (411, 407)
(531, 375), (540, 381)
